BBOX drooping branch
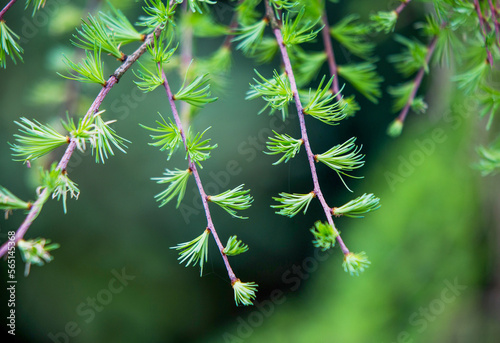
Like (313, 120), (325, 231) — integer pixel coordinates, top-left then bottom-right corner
(320, 10), (341, 101)
(265, 1), (350, 255)
(394, 0), (412, 16)
(0, 0), (17, 21)
(487, 0), (500, 45)
(0, 25), (165, 258)
(179, 1), (194, 128)
(159, 66), (238, 282)
(395, 32), (439, 126)
(474, 0), (494, 65)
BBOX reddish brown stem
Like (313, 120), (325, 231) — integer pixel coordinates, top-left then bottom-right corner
(487, 0), (500, 45)
(320, 11), (341, 101)
(396, 29), (439, 124)
(0, 25), (166, 258)
(265, 1), (349, 255)
(475, 0), (494, 65)
(395, 0), (411, 16)
(159, 66), (237, 282)
(0, 0), (17, 20)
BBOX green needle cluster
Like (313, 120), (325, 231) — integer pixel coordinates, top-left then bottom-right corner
(281, 8), (322, 46)
(59, 46), (107, 86)
(72, 14), (124, 61)
(333, 193), (381, 218)
(232, 19), (267, 55)
(265, 131), (303, 165)
(100, 3), (145, 45)
(303, 76), (347, 125)
(0, 185), (30, 212)
(186, 128), (218, 166)
(330, 14), (374, 59)
(223, 236), (250, 256)
(17, 238), (59, 277)
(152, 168), (191, 208)
(10, 118), (69, 163)
(171, 229), (210, 276)
(174, 73), (218, 107)
(272, 192), (315, 217)
(310, 221), (338, 251)
(0, 20), (23, 68)
(208, 185), (253, 219)
(140, 114), (182, 160)
(232, 280), (258, 306)
(370, 10), (398, 34)
(247, 70), (294, 119)
(343, 252), (371, 276)
(315, 137), (365, 191)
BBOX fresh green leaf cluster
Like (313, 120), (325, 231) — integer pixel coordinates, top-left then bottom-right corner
(171, 229), (210, 276)
(333, 193), (380, 218)
(315, 137), (365, 191)
(174, 72), (218, 107)
(187, 0), (216, 14)
(62, 114), (97, 153)
(310, 221), (338, 251)
(223, 236), (249, 256)
(330, 14), (374, 59)
(289, 47), (327, 87)
(232, 19), (267, 55)
(208, 185), (253, 219)
(17, 238), (59, 276)
(100, 2), (145, 45)
(138, 0), (176, 30)
(0, 186), (30, 212)
(370, 10), (398, 33)
(10, 118), (69, 163)
(148, 33), (178, 64)
(59, 46), (107, 86)
(0, 21), (23, 68)
(388, 82), (413, 113)
(140, 114), (182, 160)
(247, 70), (293, 119)
(281, 8), (322, 46)
(476, 143), (500, 176)
(25, 0), (47, 16)
(387, 118), (404, 138)
(186, 128), (217, 166)
(72, 14), (124, 61)
(152, 168), (191, 208)
(303, 76), (346, 124)
(388, 35), (429, 77)
(91, 113), (129, 164)
(343, 251), (370, 276)
(232, 279), (258, 306)
(272, 192), (315, 217)
(134, 62), (165, 92)
(265, 131), (303, 165)
(51, 170), (80, 214)
(337, 62), (383, 103)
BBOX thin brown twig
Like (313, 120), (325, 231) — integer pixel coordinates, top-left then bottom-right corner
(474, 0), (494, 65)
(487, 0), (500, 45)
(159, 65), (238, 283)
(395, 31), (439, 125)
(320, 10), (341, 101)
(0, 0), (17, 21)
(265, 1), (350, 255)
(394, 0), (412, 16)
(0, 25), (164, 258)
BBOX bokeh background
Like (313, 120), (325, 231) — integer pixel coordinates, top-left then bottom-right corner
(1, 0), (499, 342)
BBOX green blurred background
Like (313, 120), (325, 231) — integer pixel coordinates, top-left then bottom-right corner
(1, 0), (499, 342)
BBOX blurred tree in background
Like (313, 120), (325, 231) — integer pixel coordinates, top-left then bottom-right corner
(0, 0), (499, 342)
